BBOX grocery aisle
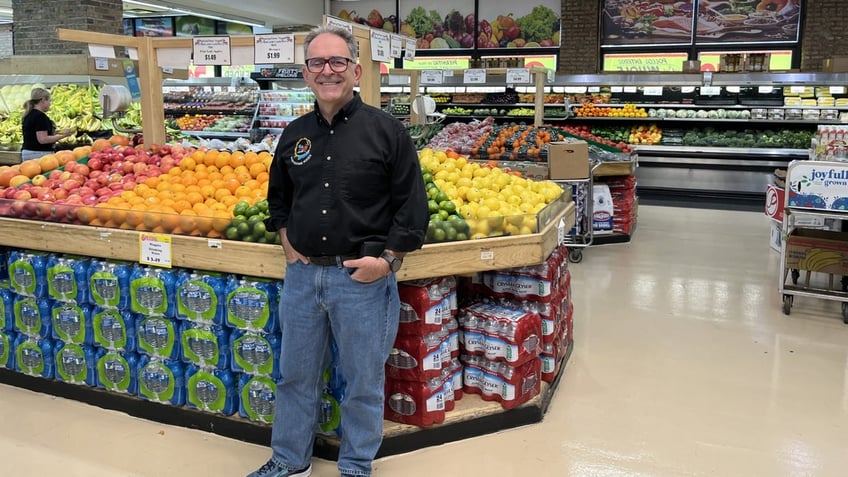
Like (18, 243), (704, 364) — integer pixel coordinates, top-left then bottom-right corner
(2, 205), (848, 477)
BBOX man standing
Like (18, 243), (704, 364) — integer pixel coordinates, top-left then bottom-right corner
(247, 25), (429, 477)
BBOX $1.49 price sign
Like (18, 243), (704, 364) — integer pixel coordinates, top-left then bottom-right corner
(255, 33), (294, 64)
(139, 233), (173, 268)
(193, 36), (231, 66)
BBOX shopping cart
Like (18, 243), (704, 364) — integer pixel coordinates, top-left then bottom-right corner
(556, 160), (602, 263)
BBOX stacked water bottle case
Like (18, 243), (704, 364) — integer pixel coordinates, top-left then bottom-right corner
(0, 248), (285, 425)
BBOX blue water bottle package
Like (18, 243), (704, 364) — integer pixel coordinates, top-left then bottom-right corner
(92, 307), (137, 352)
(54, 341), (97, 387)
(238, 373), (277, 424)
(129, 265), (177, 318)
(8, 250), (48, 298)
(180, 321), (230, 370)
(137, 355), (186, 407)
(46, 254), (90, 304)
(0, 330), (16, 370)
(87, 259), (132, 310)
(0, 287), (12, 332)
(137, 315), (180, 361)
(176, 270), (227, 325)
(230, 329), (280, 379)
(14, 295), (52, 338)
(51, 301), (94, 346)
(96, 348), (139, 395)
(185, 365), (238, 416)
(225, 275), (279, 333)
(14, 334), (54, 379)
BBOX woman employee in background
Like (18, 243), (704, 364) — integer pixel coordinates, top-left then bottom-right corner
(21, 87), (73, 161)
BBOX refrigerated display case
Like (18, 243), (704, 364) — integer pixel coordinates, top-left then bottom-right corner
(162, 77), (259, 139)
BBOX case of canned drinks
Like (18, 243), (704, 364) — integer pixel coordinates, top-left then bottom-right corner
(54, 341), (97, 386)
(137, 355), (186, 406)
(185, 364), (238, 416)
(96, 348), (139, 395)
(129, 265), (178, 318)
(462, 355), (541, 410)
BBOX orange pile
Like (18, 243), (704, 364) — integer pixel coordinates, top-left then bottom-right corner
(76, 148), (273, 238)
(0, 146), (90, 188)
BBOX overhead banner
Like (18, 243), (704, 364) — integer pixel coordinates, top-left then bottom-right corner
(602, 0), (694, 47)
(603, 53), (689, 72)
(696, 0), (802, 44)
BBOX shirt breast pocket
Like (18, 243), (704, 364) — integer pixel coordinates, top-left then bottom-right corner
(340, 156), (389, 204)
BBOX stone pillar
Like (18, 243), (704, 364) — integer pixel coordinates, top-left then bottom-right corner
(12, 0), (123, 55)
(559, 1), (601, 74)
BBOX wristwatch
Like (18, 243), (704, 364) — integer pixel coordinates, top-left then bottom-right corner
(380, 251), (403, 272)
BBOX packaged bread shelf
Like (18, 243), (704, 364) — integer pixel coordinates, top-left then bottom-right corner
(0, 201), (574, 281)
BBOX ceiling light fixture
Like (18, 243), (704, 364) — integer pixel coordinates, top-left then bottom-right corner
(123, 0), (266, 28)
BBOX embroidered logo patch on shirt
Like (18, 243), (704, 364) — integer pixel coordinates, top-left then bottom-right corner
(291, 137), (312, 165)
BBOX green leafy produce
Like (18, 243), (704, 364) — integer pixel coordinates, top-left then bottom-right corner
(516, 6), (559, 44)
(405, 7), (435, 36)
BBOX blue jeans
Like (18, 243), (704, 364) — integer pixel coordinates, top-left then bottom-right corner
(271, 260), (399, 477)
(21, 149), (48, 162)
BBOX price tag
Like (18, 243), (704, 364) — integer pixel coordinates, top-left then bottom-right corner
(700, 86), (721, 96)
(480, 249), (494, 261)
(831, 86), (846, 95)
(326, 16), (353, 32)
(610, 86), (623, 93)
(370, 30), (391, 63)
(790, 86), (807, 94)
(420, 70), (443, 85)
(254, 33), (294, 64)
(94, 57), (109, 71)
(192, 36), (231, 65)
(758, 86), (774, 94)
(725, 86), (741, 93)
(506, 68), (531, 84)
(404, 38), (416, 60)
(139, 233), (172, 268)
(464, 69), (486, 84)
(390, 34), (402, 59)
(587, 86), (600, 93)
(623, 86), (637, 93)
(643, 86), (663, 96)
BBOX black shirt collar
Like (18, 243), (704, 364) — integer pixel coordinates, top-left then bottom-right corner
(314, 92), (362, 127)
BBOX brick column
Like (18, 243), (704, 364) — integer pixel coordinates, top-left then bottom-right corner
(12, 0), (123, 55)
(800, 0), (848, 71)
(559, 1), (600, 74)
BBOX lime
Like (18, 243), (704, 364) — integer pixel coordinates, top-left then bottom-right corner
(256, 236), (269, 244)
(245, 206), (259, 218)
(233, 201), (249, 217)
(435, 191), (449, 203)
(236, 221), (251, 238)
(443, 224), (457, 241)
(255, 199), (269, 213)
(438, 209), (450, 221)
(252, 221), (267, 236)
(428, 200), (439, 214)
(233, 215), (247, 223)
(264, 230), (278, 242)
(432, 228), (446, 241)
(439, 200), (456, 214)
(422, 172), (434, 183)
(430, 213), (442, 222)
(455, 232), (468, 241)
(225, 226), (239, 240)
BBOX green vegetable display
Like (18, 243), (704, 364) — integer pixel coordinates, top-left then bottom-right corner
(405, 7), (436, 36)
(516, 6), (559, 44)
(670, 128), (814, 149)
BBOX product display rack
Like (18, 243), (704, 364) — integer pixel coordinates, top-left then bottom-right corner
(249, 71), (314, 138)
(162, 78), (260, 138)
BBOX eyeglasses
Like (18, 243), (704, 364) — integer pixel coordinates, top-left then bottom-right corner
(305, 56), (354, 73)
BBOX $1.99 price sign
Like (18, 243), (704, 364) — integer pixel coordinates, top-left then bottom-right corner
(139, 233), (173, 268)
(193, 36), (231, 66)
(255, 33), (294, 64)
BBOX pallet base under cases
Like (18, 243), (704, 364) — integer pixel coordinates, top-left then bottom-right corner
(0, 341), (572, 460)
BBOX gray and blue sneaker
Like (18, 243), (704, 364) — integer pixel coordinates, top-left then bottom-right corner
(246, 460), (311, 477)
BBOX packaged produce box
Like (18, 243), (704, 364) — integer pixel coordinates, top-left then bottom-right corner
(785, 228), (848, 274)
(547, 141), (590, 180)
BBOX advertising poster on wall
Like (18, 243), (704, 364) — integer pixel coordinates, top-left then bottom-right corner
(175, 16), (215, 37)
(695, 0), (801, 44)
(134, 18), (174, 37)
(398, 0), (475, 50)
(329, 0), (398, 32)
(602, 0), (695, 47)
(477, 2), (561, 49)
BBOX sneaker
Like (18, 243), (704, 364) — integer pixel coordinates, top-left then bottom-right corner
(246, 460), (312, 477)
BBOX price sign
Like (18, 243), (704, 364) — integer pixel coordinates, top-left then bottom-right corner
(588, 87), (601, 93)
(643, 86), (663, 96)
(390, 35), (402, 59)
(370, 30), (391, 63)
(326, 16), (353, 32)
(193, 36), (231, 66)
(464, 69), (486, 84)
(610, 86), (623, 93)
(506, 68), (531, 84)
(758, 86), (774, 94)
(420, 70), (444, 85)
(623, 86), (637, 93)
(139, 233), (172, 268)
(790, 86), (807, 94)
(726, 86), (741, 93)
(404, 38), (416, 60)
(700, 86), (721, 96)
(830, 86), (846, 95)
(254, 34), (294, 64)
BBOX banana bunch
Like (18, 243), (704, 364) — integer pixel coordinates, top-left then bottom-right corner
(798, 248), (843, 271)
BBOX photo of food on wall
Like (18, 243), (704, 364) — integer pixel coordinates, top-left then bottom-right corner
(602, 0), (802, 46)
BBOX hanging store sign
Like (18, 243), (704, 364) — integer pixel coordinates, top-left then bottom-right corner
(254, 34), (295, 64)
(464, 69), (486, 84)
(506, 68), (531, 84)
(402, 57), (469, 70)
(420, 70), (444, 85)
(192, 36), (231, 66)
(603, 53), (689, 72)
(370, 30), (391, 63)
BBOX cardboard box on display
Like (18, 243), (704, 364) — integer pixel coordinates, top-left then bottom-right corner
(547, 141), (590, 180)
(785, 228), (848, 274)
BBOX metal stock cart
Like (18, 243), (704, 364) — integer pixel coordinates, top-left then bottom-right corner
(557, 160), (602, 263)
(779, 160), (848, 323)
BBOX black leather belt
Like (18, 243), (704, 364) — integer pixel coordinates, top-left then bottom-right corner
(308, 254), (358, 266)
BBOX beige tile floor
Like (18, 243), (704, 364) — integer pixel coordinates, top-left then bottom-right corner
(2, 205), (848, 476)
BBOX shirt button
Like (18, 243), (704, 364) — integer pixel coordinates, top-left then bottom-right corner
(322, 236), (327, 241)
(321, 210), (327, 214)
(330, 130), (334, 135)
(326, 156), (331, 161)
(324, 182), (329, 188)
